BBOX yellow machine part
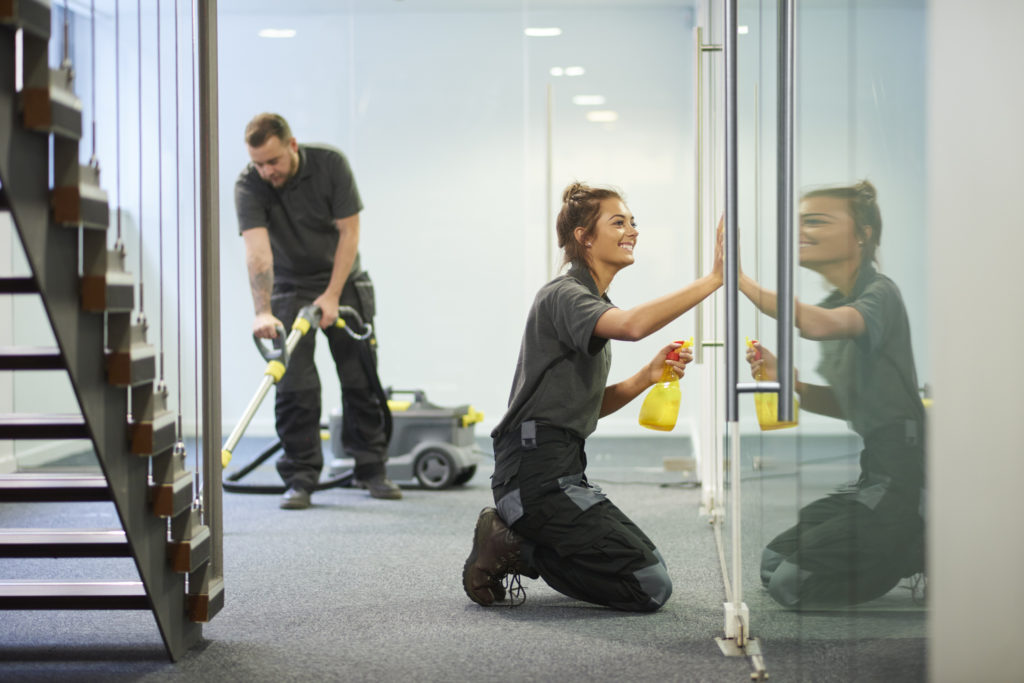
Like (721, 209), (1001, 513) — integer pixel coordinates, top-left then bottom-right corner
(461, 406), (484, 428)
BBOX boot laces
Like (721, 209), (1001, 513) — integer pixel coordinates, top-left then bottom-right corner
(495, 551), (526, 607)
(502, 571), (526, 607)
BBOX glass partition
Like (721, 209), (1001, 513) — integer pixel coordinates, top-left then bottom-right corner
(706, 0), (930, 676)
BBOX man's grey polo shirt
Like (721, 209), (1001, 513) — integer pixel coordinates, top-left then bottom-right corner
(235, 143), (363, 290)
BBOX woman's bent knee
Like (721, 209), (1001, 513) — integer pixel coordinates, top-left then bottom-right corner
(626, 561), (673, 612)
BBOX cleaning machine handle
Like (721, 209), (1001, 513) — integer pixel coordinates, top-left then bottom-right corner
(253, 322), (289, 364)
(386, 387), (427, 404)
(223, 305), (323, 468)
(335, 305), (373, 341)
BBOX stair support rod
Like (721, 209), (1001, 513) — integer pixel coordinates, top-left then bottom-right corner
(198, 0), (223, 584)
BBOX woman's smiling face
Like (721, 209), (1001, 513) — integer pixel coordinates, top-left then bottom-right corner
(584, 198), (639, 270)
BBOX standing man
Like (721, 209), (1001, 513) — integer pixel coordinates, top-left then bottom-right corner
(235, 113), (401, 509)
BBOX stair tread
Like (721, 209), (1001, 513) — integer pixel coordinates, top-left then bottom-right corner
(0, 580), (150, 610)
(0, 346), (64, 370)
(0, 473), (107, 487)
(0, 413), (85, 423)
(0, 277), (38, 294)
(0, 529), (127, 543)
(0, 579), (148, 607)
(0, 529), (130, 557)
(0, 474), (111, 502)
(0, 580), (146, 594)
(0, 413), (89, 439)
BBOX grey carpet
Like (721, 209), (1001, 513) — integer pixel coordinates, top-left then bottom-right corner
(0, 436), (925, 682)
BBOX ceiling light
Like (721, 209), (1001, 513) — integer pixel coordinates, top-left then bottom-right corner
(550, 67), (564, 77)
(586, 110), (618, 123)
(258, 28), (297, 38)
(525, 27), (562, 37)
(738, 25), (749, 35)
(564, 66), (585, 77)
(572, 95), (606, 106)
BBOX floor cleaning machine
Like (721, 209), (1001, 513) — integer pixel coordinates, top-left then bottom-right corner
(221, 304), (483, 494)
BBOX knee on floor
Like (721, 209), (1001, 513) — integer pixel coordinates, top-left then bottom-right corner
(629, 561), (673, 612)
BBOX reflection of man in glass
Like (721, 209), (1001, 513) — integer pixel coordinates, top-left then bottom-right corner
(741, 181), (925, 608)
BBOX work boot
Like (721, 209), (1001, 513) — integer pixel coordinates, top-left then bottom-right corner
(463, 507), (526, 606)
(354, 472), (403, 500)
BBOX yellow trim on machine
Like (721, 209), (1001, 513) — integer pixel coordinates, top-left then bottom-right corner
(461, 407), (484, 428)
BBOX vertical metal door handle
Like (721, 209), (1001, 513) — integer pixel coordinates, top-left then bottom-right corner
(776, 0), (795, 421)
(694, 27), (721, 365)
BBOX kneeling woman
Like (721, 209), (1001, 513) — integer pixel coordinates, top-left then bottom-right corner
(462, 182), (722, 611)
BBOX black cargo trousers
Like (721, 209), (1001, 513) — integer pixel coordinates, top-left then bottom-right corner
(491, 421), (672, 612)
(270, 271), (388, 492)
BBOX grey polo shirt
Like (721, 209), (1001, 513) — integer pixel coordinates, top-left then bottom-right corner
(492, 266), (615, 440)
(816, 264), (924, 440)
(235, 143), (363, 289)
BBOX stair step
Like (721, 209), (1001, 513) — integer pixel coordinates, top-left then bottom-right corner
(52, 163), (110, 230)
(0, 413), (89, 439)
(0, 581), (149, 610)
(168, 525), (211, 573)
(0, 474), (111, 503)
(0, 529), (130, 558)
(0, 277), (38, 294)
(0, 346), (65, 370)
(0, 0), (51, 39)
(22, 70), (83, 141)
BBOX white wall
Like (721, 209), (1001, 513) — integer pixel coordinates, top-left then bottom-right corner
(927, 0), (1024, 679)
(216, 6), (699, 438)
(4, 1), (933, 465)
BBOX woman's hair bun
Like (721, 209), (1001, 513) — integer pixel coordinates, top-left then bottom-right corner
(854, 179), (877, 202)
(562, 182), (587, 204)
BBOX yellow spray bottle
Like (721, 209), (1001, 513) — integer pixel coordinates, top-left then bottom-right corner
(747, 337), (799, 430)
(638, 338), (693, 431)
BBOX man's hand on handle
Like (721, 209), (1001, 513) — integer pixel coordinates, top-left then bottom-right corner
(253, 312), (285, 339)
(312, 291), (341, 329)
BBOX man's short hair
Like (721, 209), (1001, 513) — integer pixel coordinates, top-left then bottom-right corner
(244, 113), (292, 148)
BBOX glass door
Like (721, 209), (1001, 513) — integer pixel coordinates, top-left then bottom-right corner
(699, 0), (930, 676)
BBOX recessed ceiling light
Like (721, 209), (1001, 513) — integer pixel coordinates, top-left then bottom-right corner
(586, 110), (619, 123)
(525, 27), (562, 37)
(564, 66), (585, 77)
(572, 95), (606, 106)
(738, 25), (749, 35)
(550, 67), (564, 77)
(258, 28), (296, 38)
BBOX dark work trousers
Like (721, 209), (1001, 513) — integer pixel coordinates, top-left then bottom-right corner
(760, 423), (925, 609)
(491, 422), (672, 612)
(270, 272), (388, 492)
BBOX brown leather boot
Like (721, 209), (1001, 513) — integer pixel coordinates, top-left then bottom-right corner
(462, 507), (525, 606)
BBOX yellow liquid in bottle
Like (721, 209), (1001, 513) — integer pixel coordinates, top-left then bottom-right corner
(639, 368), (681, 431)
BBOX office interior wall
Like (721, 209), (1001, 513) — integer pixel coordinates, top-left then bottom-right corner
(927, 0), (1024, 680)
(216, 6), (698, 437)
(3, 2), (932, 448)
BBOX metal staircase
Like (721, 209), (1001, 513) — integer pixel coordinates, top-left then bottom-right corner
(0, 0), (222, 660)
